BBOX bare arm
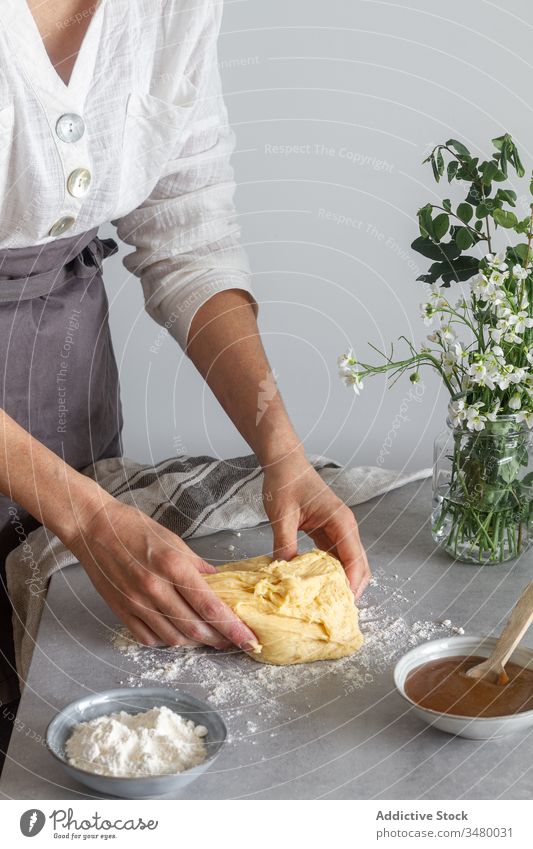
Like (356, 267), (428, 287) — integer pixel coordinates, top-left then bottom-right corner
(188, 290), (371, 597)
(0, 408), (257, 649)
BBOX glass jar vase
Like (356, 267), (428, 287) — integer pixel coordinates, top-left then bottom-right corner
(432, 416), (533, 564)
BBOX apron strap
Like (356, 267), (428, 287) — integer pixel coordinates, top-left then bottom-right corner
(0, 229), (117, 302)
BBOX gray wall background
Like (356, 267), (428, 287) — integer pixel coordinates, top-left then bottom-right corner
(101, 0), (533, 472)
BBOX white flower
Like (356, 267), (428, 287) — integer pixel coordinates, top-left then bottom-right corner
(486, 288), (506, 308)
(471, 273), (494, 300)
(468, 360), (492, 386)
(468, 360), (487, 383)
(338, 350), (364, 393)
(514, 311), (533, 334)
(428, 284), (449, 308)
(489, 269), (509, 287)
(513, 264), (529, 281)
(465, 403), (487, 432)
(495, 368), (512, 390)
(516, 410), (533, 427)
(485, 252), (507, 269)
(453, 342), (468, 361)
(496, 305), (511, 320)
(526, 350), (533, 366)
(441, 350), (457, 376)
(341, 370), (364, 394)
(509, 393), (522, 411)
(338, 350), (357, 371)
(449, 399), (467, 428)
(420, 302), (437, 325)
(490, 326), (504, 345)
(439, 323), (457, 345)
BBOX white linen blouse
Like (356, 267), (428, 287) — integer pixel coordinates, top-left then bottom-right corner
(0, 0), (253, 349)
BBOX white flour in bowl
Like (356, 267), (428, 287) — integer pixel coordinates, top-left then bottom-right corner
(65, 706), (208, 777)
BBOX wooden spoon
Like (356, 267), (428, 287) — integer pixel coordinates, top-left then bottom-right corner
(465, 582), (533, 685)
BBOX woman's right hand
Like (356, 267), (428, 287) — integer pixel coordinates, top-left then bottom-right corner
(64, 494), (257, 651)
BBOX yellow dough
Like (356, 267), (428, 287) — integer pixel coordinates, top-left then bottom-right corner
(204, 549), (364, 665)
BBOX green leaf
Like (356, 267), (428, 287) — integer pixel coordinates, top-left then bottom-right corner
(515, 217), (531, 235)
(465, 184), (483, 206)
(507, 244), (530, 264)
(417, 261), (451, 286)
(433, 213), (449, 240)
(456, 227), (474, 250)
(511, 147), (525, 178)
(418, 204), (434, 238)
(476, 203), (490, 218)
(491, 134), (507, 152)
(441, 255), (480, 285)
(492, 208), (518, 229)
(436, 149), (445, 179)
(475, 220), (483, 232)
(443, 198), (452, 212)
(417, 255), (479, 287)
(480, 160), (506, 185)
(495, 188), (517, 207)
(521, 471), (533, 488)
(411, 236), (460, 261)
(499, 457), (521, 484)
(456, 203), (473, 223)
(446, 138), (471, 157)
(447, 161), (459, 182)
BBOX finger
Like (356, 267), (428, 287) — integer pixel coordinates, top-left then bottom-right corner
(128, 588), (226, 649)
(271, 509), (300, 561)
(308, 528), (338, 557)
(193, 557), (217, 575)
(121, 615), (163, 647)
(176, 569), (258, 649)
(326, 513), (371, 598)
(155, 586), (235, 649)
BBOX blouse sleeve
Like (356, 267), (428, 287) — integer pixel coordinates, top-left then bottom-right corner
(112, 1), (255, 352)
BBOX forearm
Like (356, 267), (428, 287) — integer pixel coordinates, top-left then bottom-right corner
(0, 408), (110, 543)
(187, 290), (303, 466)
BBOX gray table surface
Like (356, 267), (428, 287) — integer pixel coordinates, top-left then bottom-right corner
(2, 478), (533, 800)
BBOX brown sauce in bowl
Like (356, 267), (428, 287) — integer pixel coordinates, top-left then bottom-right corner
(405, 656), (533, 718)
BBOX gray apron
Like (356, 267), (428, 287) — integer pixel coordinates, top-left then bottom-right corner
(0, 229), (123, 702)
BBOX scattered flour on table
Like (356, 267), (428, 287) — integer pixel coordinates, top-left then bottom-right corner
(109, 566), (463, 739)
(65, 705), (208, 778)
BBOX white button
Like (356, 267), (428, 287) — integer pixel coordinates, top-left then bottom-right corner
(56, 113), (85, 143)
(67, 168), (91, 198)
(48, 216), (76, 237)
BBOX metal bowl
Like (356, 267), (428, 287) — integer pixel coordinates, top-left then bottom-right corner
(46, 687), (227, 798)
(394, 635), (533, 740)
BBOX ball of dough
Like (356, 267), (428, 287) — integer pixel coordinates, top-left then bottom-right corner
(204, 549), (364, 665)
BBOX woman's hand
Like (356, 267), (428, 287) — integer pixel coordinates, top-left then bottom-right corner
(65, 495), (258, 650)
(262, 449), (371, 599)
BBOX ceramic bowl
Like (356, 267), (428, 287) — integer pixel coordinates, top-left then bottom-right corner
(394, 635), (533, 740)
(46, 687), (227, 798)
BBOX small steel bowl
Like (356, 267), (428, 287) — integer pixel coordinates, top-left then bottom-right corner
(394, 635), (533, 740)
(46, 687), (227, 798)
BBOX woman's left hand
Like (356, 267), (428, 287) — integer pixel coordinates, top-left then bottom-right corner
(262, 449), (371, 599)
